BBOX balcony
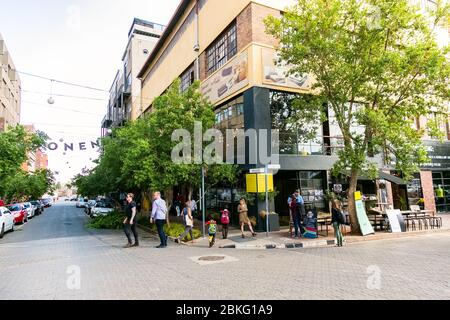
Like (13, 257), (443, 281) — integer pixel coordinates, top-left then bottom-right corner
(278, 132), (345, 156)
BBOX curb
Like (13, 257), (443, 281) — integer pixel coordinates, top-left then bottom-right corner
(220, 239), (337, 250)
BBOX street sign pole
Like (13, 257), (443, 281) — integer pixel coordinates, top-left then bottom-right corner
(265, 165), (269, 237)
(202, 167), (206, 239)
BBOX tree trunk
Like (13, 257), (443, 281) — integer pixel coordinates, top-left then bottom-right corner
(164, 188), (173, 227)
(348, 169), (362, 236)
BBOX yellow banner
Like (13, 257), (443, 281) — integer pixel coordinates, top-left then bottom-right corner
(354, 191), (362, 201)
(246, 174), (274, 193)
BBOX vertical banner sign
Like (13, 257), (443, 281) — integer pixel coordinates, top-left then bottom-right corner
(354, 192), (375, 236)
(385, 209), (403, 233)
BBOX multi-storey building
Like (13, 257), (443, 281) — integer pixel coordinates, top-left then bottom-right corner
(137, 0), (449, 222)
(101, 19), (165, 137)
(0, 33), (21, 132)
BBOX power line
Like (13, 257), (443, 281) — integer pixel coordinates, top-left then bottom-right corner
(31, 122), (101, 128)
(22, 90), (108, 101)
(16, 70), (110, 93)
(22, 100), (105, 116)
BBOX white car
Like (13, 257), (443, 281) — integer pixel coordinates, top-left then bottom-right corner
(0, 207), (15, 238)
(76, 199), (87, 208)
(22, 202), (35, 219)
(91, 202), (115, 217)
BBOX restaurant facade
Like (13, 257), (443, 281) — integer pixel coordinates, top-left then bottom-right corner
(135, 0), (450, 227)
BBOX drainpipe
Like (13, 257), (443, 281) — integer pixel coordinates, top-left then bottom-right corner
(194, 0), (200, 80)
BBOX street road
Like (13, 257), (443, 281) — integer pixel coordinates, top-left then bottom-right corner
(0, 202), (449, 300)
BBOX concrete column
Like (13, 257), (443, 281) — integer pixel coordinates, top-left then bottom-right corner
(420, 170), (436, 212)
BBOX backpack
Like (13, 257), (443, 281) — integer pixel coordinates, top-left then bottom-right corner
(208, 221), (217, 234)
(221, 210), (230, 225)
(337, 210), (346, 224)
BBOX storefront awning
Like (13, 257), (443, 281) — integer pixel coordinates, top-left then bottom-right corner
(378, 171), (407, 185)
(341, 170), (407, 185)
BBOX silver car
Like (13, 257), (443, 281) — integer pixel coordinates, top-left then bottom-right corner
(22, 202), (35, 219)
(91, 202), (114, 218)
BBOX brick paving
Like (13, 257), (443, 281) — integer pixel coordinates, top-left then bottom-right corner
(0, 203), (449, 300)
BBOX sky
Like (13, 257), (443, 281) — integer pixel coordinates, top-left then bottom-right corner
(0, 0), (180, 184)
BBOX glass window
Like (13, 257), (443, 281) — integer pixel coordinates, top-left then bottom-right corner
(180, 64), (195, 92)
(206, 22), (237, 76)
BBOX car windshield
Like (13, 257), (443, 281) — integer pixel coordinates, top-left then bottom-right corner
(8, 205), (21, 211)
(30, 201), (38, 205)
(24, 203), (30, 208)
(97, 202), (113, 208)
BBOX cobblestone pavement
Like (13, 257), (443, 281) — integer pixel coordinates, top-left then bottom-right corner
(0, 203), (449, 300)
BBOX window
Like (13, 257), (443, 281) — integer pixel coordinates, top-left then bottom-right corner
(214, 95), (244, 129)
(180, 64), (195, 92)
(206, 22), (237, 76)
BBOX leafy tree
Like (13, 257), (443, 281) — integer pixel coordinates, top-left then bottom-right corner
(266, 0), (450, 234)
(0, 125), (48, 202)
(75, 79), (238, 203)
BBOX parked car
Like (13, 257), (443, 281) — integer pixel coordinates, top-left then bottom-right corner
(40, 198), (52, 208)
(84, 200), (97, 215)
(76, 198), (87, 208)
(30, 201), (44, 215)
(0, 206), (15, 238)
(8, 204), (28, 224)
(91, 201), (115, 217)
(22, 202), (36, 219)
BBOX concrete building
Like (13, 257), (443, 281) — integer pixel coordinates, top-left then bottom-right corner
(136, 0), (449, 222)
(101, 19), (165, 137)
(0, 33), (21, 131)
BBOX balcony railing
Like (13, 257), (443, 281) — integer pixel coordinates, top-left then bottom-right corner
(278, 132), (345, 156)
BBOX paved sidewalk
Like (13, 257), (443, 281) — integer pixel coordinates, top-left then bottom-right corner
(154, 213), (450, 250)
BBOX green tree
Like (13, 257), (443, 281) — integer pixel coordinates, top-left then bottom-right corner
(0, 125), (48, 201)
(266, 0), (450, 234)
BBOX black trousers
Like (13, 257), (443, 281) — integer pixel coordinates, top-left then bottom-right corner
(156, 219), (167, 246)
(222, 224), (229, 239)
(123, 221), (139, 244)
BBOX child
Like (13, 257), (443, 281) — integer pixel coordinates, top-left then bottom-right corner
(206, 215), (217, 248)
(221, 207), (230, 239)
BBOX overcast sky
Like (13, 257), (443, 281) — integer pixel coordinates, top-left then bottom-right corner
(0, 0), (180, 184)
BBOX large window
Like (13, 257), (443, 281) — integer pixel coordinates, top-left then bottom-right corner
(270, 91), (324, 155)
(206, 22), (237, 76)
(180, 64), (195, 92)
(215, 95), (244, 130)
(433, 171), (450, 212)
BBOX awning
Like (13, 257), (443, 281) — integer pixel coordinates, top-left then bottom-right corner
(341, 170), (407, 185)
(378, 171), (407, 185)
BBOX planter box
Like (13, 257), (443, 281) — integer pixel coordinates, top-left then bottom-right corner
(262, 214), (280, 232)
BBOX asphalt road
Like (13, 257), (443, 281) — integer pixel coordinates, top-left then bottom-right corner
(0, 202), (449, 300)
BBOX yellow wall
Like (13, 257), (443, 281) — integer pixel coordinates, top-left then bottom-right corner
(139, 0), (302, 115)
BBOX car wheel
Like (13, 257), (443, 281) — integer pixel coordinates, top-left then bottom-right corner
(11, 223), (14, 232)
(0, 224), (4, 239)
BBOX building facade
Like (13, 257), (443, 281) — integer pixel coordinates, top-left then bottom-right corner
(0, 33), (21, 132)
(137, 0), (449, 221)
(101, 19), (165, 137)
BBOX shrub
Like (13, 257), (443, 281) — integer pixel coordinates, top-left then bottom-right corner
(87, 211), (124, 230)
(137, 217), (202, 242)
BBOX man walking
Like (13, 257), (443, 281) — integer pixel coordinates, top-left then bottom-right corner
(151, 191), (168, 248)
(123, 193), (139, 248)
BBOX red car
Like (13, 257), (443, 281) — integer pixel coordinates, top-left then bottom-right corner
(7, 204), (28, 224)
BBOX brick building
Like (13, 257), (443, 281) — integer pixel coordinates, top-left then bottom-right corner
(136, 0), (449, 226)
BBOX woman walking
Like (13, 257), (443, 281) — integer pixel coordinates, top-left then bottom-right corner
(331, 199), (345, 247)
(238, 198), (256, 238)
(176, 200), (195, 244)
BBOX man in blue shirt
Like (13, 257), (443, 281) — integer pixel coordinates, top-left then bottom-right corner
(151, 192), (168, 248)
(289, 190), (305, 238)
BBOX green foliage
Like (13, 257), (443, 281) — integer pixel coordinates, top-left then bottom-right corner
(0, 126), (52, 202)
(87, 211), (124, 230)
(265, 0), (450, 182)
(73, 79), (239, 197)
(137, 217), (201, 241)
